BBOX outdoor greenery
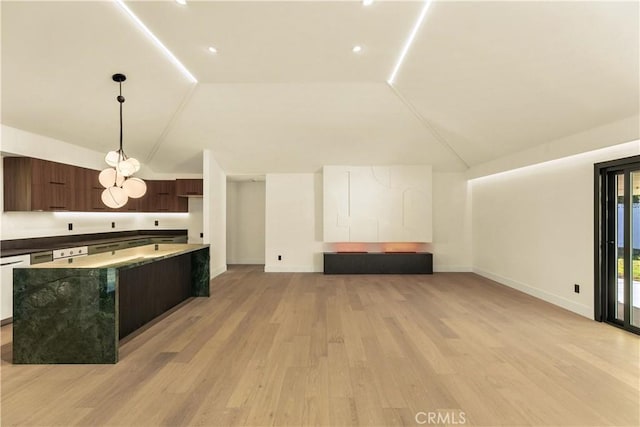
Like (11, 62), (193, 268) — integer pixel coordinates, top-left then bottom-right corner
(618, 258), (640, 281)
(617, 196), (640, 203)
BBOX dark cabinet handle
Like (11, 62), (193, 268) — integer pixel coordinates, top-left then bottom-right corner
(49, 181), (65, 185)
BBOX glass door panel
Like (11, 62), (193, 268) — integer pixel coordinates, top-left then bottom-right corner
(631, 171), (640, 328)
(597, 156), (640, 335)
(615, 173), (626, 321)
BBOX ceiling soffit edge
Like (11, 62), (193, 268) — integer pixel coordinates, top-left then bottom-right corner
(144, 83), (198, 165)
(465, 115), (640, 180)
(386, 83), (469, 169)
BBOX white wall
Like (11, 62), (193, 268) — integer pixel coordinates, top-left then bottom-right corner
(203, 150), (227, 278)
(265, 173), (323, 272)
(1, 125), (199, 241)
(187, 197), (204, 244)
(1, 211), (192, 241)
(1, 125), (106, 170)
(226, 181), (265, 264)
(323, 165), (432, 242)
(432, 172), (472, 272)
(470, 140), (640, 318)
(0, 125), (202, 180)
(262, 170), (469, 273)
(227, 181), (238, 258)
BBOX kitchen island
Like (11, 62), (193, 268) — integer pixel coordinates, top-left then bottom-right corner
(12, 243), (209, 364)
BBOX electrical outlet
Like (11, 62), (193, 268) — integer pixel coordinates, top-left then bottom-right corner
(111, 222), (115, 229)
(200, 232), (203, 238)
(574, 284), (580, 293)
(278, 255), (282, 261)
(154, 220), (159, 226)
(68, 223), (73, 231)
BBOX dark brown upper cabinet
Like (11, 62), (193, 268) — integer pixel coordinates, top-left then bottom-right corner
(4, 157), (74, 211)
(176, 179), (203, 197)
(73, 167), (100, 211)
(117, 195), (140, 212)
(3, 156), (188, 213)
(140, 180), (187, 213)
(80, 168), (140, 212)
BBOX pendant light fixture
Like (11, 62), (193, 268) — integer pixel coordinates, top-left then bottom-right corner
(100, 73), (146, 208)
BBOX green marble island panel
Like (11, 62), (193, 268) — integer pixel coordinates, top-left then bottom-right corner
(13, 268), (117, 364)
(13, 244), (210, 364)
(191, 247), (210, 297)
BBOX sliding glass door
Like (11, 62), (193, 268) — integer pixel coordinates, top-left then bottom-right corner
(612, 172), (625, 323)
(596, 156), (640, 334)
(631, 171), (640, 328)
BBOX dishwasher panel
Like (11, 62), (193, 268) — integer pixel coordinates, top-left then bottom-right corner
(1, 254), (31, 322)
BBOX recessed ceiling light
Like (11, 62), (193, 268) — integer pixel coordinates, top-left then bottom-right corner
(208, 46), (217, 54)
(175, 0), (187, 5)
(363, 0), (374, 6)
(352, 45), (362, 53)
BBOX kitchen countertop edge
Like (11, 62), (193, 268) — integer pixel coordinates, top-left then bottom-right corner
(1, 230), (190, 258)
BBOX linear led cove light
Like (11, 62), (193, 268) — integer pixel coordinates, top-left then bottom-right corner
(387, 0), (434, 85)
(115, 0), (197, 83)
(53, 212), (190, 217)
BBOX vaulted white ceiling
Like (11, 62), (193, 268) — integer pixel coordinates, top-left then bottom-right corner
(1, 1), (638, 175)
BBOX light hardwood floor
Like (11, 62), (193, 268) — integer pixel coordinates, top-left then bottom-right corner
(1, 266), (639, 426)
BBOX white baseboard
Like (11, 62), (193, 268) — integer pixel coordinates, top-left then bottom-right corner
(264, 264), (321, 273)
(227, 259), (265, 265)
(473, 268), (592, 318)
(434, 265), (473, 273)
(210, 265), (227, 279)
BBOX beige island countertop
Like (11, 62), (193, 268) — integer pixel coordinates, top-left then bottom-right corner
(27, 243), (209, 269)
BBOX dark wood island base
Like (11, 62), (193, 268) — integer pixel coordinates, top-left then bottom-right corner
(12, 244), (210, 364)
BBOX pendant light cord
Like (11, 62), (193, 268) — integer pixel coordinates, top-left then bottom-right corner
(103, 72), (146, 204)
(118, 81), (125, 156)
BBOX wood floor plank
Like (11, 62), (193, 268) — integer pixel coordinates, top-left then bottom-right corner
(1, 265), (638, 426)
(303, 356), (330, 426)
(360, 336), (407, 409)
(328, 397), (359, 427)
(349, 365), (387, 426)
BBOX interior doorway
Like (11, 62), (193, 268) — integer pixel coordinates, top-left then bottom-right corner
(595, 155), (640, 334)
(226, 177), (266, 266)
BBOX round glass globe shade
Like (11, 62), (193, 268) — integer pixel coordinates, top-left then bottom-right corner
(98, 168), (125, 188)
(101, 186), (128, 208)
(117, 158), (136, 177)
(122, 177), (147, 198)
(105, 151), (121, 167)
(128, 158), (141, 173)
